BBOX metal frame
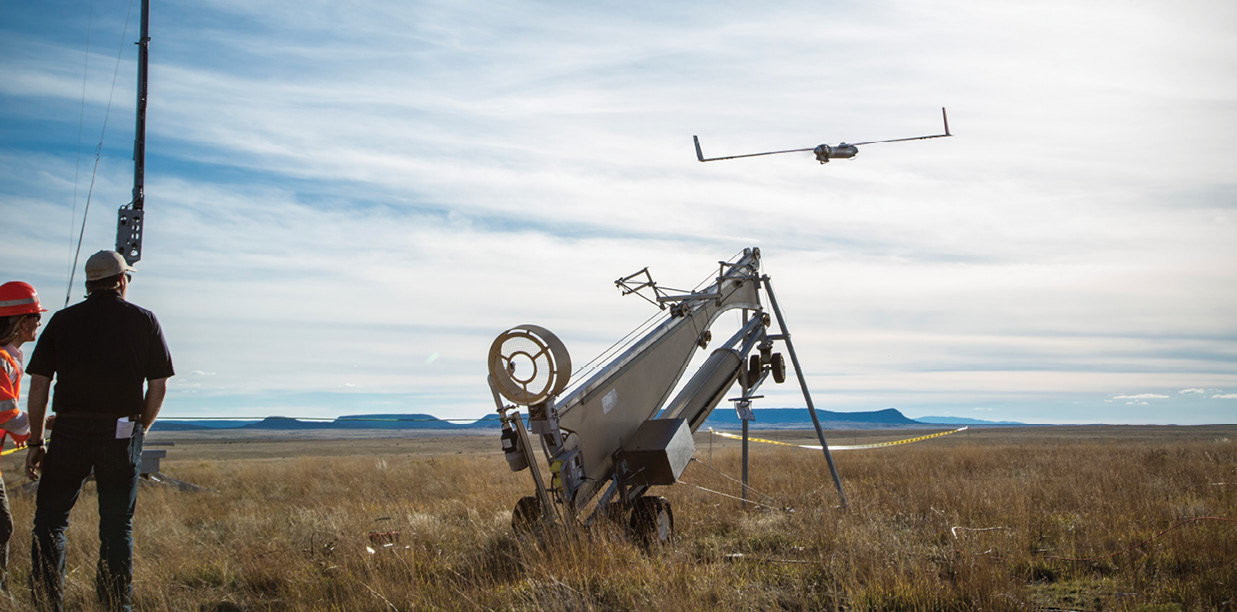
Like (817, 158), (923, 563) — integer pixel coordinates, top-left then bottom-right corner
(489, 247), (848, 536)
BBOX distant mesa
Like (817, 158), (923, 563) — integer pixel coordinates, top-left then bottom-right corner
(152, 407), (1020, 432)
(914, 416), (1026, 426)
(153, 413), (502, 432)
(703, 407), (920, 429)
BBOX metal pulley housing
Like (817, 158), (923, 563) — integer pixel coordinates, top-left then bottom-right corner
(488, 325), (572, 406)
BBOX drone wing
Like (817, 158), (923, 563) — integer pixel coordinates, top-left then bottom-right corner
(694, 108), (951, 162)
(849, 107), (951, 146)
(693, 135), (813, 162)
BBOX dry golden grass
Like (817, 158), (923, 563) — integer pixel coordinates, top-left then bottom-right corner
(0, 425), (1233, 611)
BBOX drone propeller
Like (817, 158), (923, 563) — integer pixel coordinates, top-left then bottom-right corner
(694, 107), (951, 164)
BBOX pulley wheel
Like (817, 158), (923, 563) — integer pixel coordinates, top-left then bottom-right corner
(488, 325), (572, 406)
(771, 353), (787, 384)
(748, 354), (762, 386)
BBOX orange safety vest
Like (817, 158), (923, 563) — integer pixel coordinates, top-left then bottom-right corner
(0, 350), (30, 462)
(0, 348), (19, 409)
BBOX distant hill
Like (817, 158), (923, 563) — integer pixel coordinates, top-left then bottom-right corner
(703, 407), (921, 429)
(154, 414), (502, 432)
(152, 420), (261, 431)
(914, 416), (1026, 426)
(330, 414), (498, 430)
(155, 408), (965, 432)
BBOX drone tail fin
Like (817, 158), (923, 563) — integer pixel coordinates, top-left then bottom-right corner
(693, 136), (705, 162)
(942, 107), (951, 137)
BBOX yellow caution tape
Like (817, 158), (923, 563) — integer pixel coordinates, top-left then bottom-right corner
(708, 426), (967, 450)
(0, 442), (40, 457)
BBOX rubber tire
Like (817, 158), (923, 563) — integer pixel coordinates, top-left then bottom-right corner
(771, 353), (787, 384)
(512, 495), (541, 534)
(629, 496), (674, 548)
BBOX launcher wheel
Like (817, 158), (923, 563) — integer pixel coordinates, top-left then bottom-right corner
(629, 496), (674, 548)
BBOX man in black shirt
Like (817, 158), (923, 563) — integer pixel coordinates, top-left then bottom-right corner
(25, 250), (174, 612)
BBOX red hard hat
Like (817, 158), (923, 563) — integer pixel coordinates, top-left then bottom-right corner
(0, 281), (48, 317)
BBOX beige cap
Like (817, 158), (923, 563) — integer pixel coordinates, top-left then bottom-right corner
(85, 250), (136, 281)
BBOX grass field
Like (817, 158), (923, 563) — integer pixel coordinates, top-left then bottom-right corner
(0, 425), (1233, 611)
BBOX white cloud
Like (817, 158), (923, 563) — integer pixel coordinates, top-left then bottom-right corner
(1212, 394), (1237, 400)
(3, 0), (1236, 423)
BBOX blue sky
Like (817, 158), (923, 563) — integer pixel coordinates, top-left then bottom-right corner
(2, 0), (1234, 425)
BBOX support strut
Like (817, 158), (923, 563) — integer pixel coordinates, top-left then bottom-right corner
(761, 276), (848, 509)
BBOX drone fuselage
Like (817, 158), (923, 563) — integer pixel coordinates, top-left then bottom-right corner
(814, 143), (859, 164)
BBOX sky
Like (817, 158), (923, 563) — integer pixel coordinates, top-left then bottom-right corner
(2, 0), (1234, 425)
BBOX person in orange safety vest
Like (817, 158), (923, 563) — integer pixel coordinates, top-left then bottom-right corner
(0, 280), (44, 594)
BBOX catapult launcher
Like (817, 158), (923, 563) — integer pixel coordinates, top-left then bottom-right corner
(487, 247), (846, 544)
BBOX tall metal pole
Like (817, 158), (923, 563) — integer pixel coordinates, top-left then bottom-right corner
(741, 419), (750, 509)
(762, 276), (848, 509)
(117, 0), (149, 265)
(133, 0), (148, 213)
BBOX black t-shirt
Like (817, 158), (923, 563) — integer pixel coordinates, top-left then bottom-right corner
(27, 291), (174, 417)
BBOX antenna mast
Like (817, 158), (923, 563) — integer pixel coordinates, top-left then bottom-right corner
(117, 0), (150, 265)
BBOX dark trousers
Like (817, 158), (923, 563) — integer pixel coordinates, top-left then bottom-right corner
(31, 418), (144, 612)
(0, 476), (11, 592)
